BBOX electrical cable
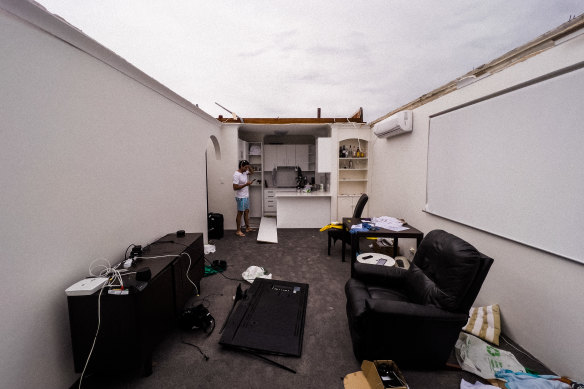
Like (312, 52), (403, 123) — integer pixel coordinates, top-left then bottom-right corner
(500, 334), (541, 363)
(78, 281), (108, 389)
(202, 256), (252, 282)
(181, 339), (209, 361)
(124, 244), (136, 261)
(134, 252), (202, 296)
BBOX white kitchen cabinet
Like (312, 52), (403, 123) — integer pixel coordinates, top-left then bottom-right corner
(316, 137), (332, 173)
(264, 144), (310, 169)
(264, 189), (277, 216)
(264, 145), (277, 171)
(284, 144), (296, 166)
(295, 144), (309, 170)
(337, 195), (368, 219)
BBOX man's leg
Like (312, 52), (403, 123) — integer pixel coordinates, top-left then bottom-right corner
(244, 209), (251, 231)
(243, 199), (256, 232)
(236, 210), (245, 236)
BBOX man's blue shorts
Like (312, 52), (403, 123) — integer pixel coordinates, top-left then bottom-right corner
(235, 197), (249, 212)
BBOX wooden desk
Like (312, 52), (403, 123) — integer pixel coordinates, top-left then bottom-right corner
(67, 233), (204, 376)
(342, 218), (423, 276)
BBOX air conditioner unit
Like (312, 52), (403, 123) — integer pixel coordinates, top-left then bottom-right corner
(373, 110), (413, 138)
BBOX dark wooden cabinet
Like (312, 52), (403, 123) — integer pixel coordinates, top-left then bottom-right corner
(67, 233), (204, 375)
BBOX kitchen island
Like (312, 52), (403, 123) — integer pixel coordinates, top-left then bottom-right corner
(276, 191), (331, 228)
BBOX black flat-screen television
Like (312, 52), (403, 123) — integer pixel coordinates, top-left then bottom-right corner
(219, 278), (309, 357)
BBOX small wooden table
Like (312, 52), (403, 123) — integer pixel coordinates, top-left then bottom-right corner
(343, 218), (424, 276)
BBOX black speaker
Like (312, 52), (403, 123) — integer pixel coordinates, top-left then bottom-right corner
(208, 213), (224, 239)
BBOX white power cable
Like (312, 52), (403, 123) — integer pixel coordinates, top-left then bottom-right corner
(133, 253), (200, 296)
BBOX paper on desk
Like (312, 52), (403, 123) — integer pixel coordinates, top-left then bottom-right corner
(351, 224), (363, 229)
(371, 216), (409, 231)
(384, 225), (409, 232)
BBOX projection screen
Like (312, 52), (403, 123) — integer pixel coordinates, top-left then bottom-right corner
(426, 62), (584, 263)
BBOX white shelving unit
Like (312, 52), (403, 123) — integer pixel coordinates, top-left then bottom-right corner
(337, 138), (369, 217)
(247, 142), (263, 218)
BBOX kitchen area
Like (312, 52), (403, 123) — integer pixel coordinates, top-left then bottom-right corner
(222, 120), (370, 231)
(237, 126), (333, 228)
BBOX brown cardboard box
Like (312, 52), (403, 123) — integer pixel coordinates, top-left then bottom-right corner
(344, 360), (408, 389)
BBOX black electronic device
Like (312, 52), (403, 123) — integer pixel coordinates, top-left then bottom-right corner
(396, 259), (405, 268)
(176, 230), (186, 237)
(129, 245), (142, 258)
(208, 213), (224, 240)
(362, 254), (373, 259)
(136, 267), (151, 282)
(179, 304), (215, 334)
(219, 278), (309, 357)
(376, 363), (405, 388)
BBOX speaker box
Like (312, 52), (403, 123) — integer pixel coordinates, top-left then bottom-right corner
(208, 213), (224, 239)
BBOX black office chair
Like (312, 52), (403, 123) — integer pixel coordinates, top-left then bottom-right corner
(328, 193), (368, 261)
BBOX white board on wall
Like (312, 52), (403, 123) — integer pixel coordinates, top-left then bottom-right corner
(426, 63), (584, 263)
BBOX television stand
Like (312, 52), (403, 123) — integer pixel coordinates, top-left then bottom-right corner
(67, 233), (204, 376)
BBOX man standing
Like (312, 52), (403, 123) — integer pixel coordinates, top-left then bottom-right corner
(233, 160), (255, 237)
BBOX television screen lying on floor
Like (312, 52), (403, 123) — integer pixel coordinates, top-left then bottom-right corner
(219, 278), (309, 357)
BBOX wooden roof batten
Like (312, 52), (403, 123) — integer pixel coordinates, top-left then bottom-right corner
(218, 107), (364, 124)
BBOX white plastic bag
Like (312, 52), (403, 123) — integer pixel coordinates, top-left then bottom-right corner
(241, 266), (272, 284)
(455, 332), (525, 379)
(204, 244), (216, 254)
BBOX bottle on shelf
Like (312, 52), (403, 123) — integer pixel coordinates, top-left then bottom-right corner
(356, 147), (360, 158)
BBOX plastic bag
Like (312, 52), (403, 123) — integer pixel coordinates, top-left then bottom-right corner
(241, 266), (272, 284)
(204, 244), (216, 254)
(455, 332), (525, 379)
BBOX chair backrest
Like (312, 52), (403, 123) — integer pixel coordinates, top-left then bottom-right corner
(352, 194), (368, 218)
(409, 230), (493, 313)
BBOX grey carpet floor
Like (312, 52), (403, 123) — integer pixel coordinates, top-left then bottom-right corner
(78, 226), (554, 389)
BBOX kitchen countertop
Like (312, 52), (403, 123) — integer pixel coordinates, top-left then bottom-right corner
(275, 191), (332, 197)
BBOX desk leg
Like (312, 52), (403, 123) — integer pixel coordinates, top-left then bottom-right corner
(350, 233), (358, 278)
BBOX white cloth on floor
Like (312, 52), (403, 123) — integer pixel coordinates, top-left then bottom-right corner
(204, 244), (216, 254)
(242, 266), (272, 283)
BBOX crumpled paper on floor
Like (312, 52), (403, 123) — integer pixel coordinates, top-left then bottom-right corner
(242, 266), (272, 283)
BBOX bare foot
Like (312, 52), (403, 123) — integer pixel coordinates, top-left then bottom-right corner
(236, 231), (245, 237)
(245, 227), (257, 232)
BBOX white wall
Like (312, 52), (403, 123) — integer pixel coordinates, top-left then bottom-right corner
(0, 4), (220, 388)
(369, 33), (584, 381)
(206, 124), (240, 231)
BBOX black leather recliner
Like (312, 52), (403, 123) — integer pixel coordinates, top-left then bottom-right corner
(345, 229), (494, 367)
(328, 193), (368, 261)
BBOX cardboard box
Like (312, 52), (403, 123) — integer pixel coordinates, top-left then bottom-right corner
(344, 360), (408, 389)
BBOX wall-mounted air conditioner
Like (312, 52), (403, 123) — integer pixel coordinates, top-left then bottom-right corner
(373, 110), (413, 138)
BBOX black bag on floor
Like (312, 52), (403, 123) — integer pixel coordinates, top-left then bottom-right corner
(208, 212), (224, 239)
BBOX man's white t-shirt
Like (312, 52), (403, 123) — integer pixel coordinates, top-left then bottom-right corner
(233, 170), (250, 198)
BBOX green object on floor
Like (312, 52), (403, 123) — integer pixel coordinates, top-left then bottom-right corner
(204, 265), (224, 277)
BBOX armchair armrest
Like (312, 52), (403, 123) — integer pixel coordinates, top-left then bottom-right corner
(353, 262), (408, 288)
(366, 299), (469, 323)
